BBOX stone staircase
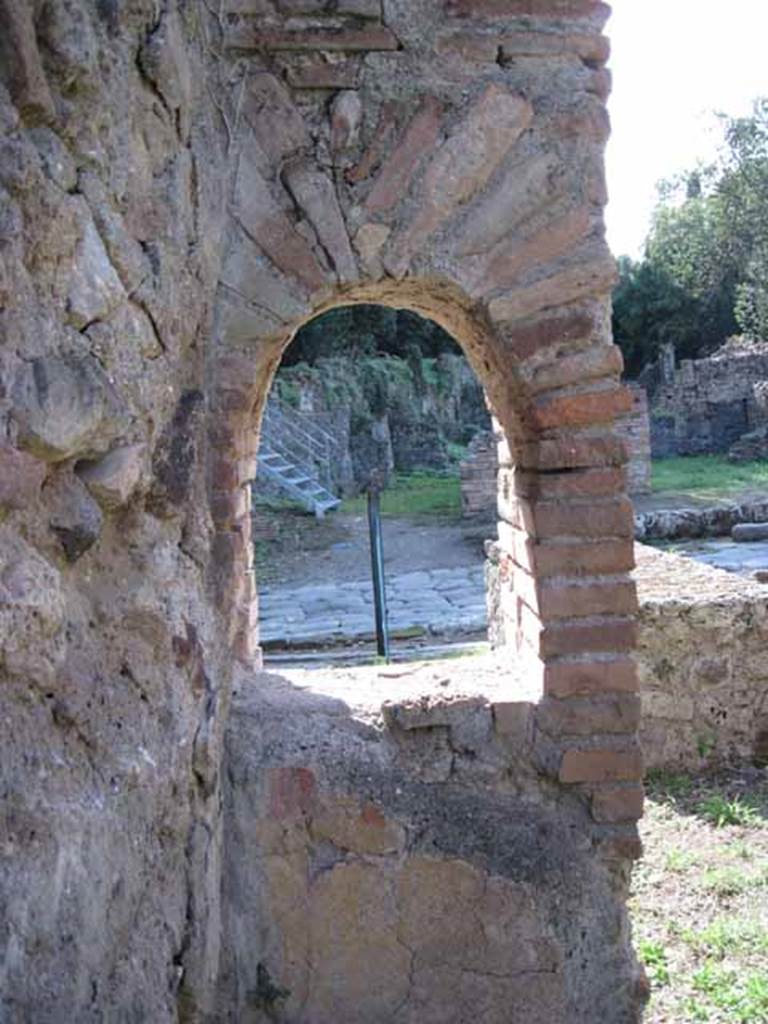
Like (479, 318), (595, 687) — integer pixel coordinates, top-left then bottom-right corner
(257, 398), (342, 518)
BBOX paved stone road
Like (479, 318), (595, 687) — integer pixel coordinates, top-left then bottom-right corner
(259, 565), (487, 647)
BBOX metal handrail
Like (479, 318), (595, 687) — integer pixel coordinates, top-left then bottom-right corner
(260, 397), (342, 491)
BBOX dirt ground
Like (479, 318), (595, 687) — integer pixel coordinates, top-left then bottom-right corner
(254, 507), (489, 587)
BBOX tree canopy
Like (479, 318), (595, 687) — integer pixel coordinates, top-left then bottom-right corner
(613, 98), (768, 377)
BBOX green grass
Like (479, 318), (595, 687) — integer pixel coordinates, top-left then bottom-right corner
(652, 455), (768, 498)
(639, 939), (671, 987)
(697, 794), (761, 828)
(683, 918), (768, 959)
(683, 964), (768, 1022)
(341, 472), (461, 519)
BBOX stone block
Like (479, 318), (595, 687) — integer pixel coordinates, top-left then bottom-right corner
(536, 693), (641, 736)
(538, 579), (638, 620)
(509, 466), (625, 501)
(66, 208), (126, 329)
(282, 158), (358, 282)
(519, 434), (627, 472)
(590, 785), (645, 824)
(732, 522), (768, 542)
(364, 96), (443, 214)
(47, 472), (103, 562)
(532, 386), (633, 431)
(330, 90), (363, 153)
(501, 308), (595, 361)
(466, 207), (591, 296)
(528, 611), (638, 658)
(543, 657), (638, 699)
(0, 443), (46, 512)
(0, 0), (56, 120)
(525, 344), (624, 394)
(559, 746), (643, 784)
(445, 0), (610, 21)
(286, 59), (361, 90)
(229, 26), (399, 52)
(12, 355), (127, 463)
(76, 444), (145, 510)
(488, 248), (617, 322)
(498, 31), (610, 64)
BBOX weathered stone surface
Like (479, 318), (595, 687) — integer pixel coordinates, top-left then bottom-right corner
(330, 89), (363, 153)
(138, 7), (192, 140)
(76, 443), (145, 510)
(732, 521), (768, 542)
(488, 247), (617, 320)
(364, 96), (444, 214)
(282, 158), (358, 282)
(233, 157), (328, 293)
(46, 472), (104, 562)
(12, 355), (126, 463)
(385, 85), (533, 276)
(66, 205), (126, 329)
(0, 1), (55, 120)
(0, 443), (46, 512)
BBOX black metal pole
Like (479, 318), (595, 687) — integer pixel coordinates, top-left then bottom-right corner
(367, 484), (390, 661)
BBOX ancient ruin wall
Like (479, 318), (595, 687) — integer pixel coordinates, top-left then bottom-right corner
(1, 1), (645, 1021)
(648, 340), (768, 457)
(0, 3), (235, 1019)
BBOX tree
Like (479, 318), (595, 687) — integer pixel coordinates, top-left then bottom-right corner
(612, 98), (768, 374)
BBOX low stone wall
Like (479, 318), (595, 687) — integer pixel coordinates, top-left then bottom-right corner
(635, 497), (768, 541)
(486, 542), (768, 772)
(634, 545), (768, 771)
(221, 664), (645, 1024)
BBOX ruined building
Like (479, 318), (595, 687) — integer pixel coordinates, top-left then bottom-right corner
(0, 1), (647, 1021)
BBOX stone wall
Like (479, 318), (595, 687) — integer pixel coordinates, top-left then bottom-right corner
(614, 384), (651, 494)
(221, 665), (645, 1024)
(635, 545), (768, 771)
(460, 429), (499, 520)
(0, 4), (231, 1020)
(647, 340), (768, 457)
(488, 542), (768, 772)
(0, 1), (646, 1021)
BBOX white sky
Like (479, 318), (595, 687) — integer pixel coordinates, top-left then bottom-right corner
(605, 0), (768, 259)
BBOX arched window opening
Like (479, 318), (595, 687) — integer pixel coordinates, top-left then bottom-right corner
(252, 304), (501, 668)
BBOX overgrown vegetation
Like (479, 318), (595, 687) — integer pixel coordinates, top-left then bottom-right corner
(614, 99), (768, 375)
(651, 455), (768, 497)
(633, 770), (768, 1023)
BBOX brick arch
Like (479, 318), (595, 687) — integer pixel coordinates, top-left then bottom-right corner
(208, 0), (642, 818)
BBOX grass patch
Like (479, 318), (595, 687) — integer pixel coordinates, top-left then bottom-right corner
(697, 793), (761, 828)
(683, 918), (768, 959)
(701, 866), (764, 897)
(341, 472), (461, 519)
(652, 455), (768, 498)
(684, 964), (768, 1022)
(639, 939), (671, 987)
(631, 769), (768, 1023)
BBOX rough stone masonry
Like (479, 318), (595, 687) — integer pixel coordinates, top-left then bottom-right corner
(0, 1), (646, 1021)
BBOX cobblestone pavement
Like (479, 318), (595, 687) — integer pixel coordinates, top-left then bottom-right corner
(259, 564), (487, 647)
